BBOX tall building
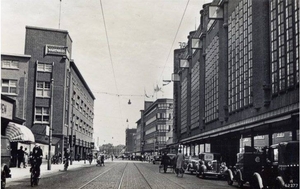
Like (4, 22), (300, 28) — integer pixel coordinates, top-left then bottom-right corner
(1, 53), (35, 166)
(24, 26), (95, 159)
(172, 0), (299, 166)
(125, 128), (137, 154)
(140, 99), (173, 155)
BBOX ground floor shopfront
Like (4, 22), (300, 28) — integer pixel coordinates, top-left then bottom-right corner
(177, 109), (299, 167)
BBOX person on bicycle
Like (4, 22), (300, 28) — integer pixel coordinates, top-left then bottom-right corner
(89, 152), (94, 164)
(175, 150), (184, 176)
(31, 145), (43, 178)
(63, 148), (70, 171)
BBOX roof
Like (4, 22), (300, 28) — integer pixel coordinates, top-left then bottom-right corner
(70, 60), (95, 100)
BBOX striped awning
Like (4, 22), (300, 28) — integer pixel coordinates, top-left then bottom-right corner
(6, 122), (35, 143)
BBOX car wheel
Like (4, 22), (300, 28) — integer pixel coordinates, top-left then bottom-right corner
(237, 179), (243, 188)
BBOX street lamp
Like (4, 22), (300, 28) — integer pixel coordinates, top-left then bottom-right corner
(47, 77), (54, 170)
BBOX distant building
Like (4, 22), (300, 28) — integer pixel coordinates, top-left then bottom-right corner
(138, 99), (173, 155)
(125, 128), (137, 154)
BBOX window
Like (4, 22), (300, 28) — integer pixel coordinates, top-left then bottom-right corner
(270, 0), (299, 94)
(228, 0), (253, 112)
(191, 62), (200, 129)
(2, 79), (17, 94)
(2, 60), (19, 69)
(37, 63), (52, 72)
(181, 78), (188, 133)
(35, 107), (50, 123)
(205, 36), (219, 122)
(157, 125), (170, 132)
(36, 81), (50, 97)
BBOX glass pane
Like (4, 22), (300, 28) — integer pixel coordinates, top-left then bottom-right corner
(43, 108), (50, 114)
(36, 89), (43, 96)
(45, 65), (52, 72)
(37, 82), (43, 88)
(44, 82), (50, 88)
(10, 87), (17, 94)
(2, 87), (9, 93)
(37, 64), (44, 71)
(36, 107), (42, 114)
(35, 115), (42, 121)
(10, 80), (17, 87)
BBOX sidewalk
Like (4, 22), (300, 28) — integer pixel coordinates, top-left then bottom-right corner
(7, 160), (94, 183)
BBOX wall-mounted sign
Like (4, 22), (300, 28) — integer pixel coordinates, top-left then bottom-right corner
(1, 99), (13, 120)
(45, 45), (70, 59)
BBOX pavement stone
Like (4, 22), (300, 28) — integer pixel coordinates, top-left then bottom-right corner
(6, 159), (109, 183)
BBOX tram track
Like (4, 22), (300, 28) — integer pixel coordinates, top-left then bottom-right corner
(78, 163), (128, 189)
(134, 163), (185, 189)
(77, 162), (189, 189)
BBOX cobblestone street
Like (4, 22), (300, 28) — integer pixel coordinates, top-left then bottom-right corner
(6, 160), (244, 189)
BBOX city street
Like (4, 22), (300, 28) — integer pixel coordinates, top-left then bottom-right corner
(6, 159), (247, 189)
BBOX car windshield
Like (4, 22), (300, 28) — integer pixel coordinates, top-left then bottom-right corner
(281, 142), (299, 164)
(190, 156), (199, 160)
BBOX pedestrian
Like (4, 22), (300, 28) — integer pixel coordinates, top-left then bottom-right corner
(175, 150), (184, 176)
(111, 154), (114, 161)
(77, 153), (80, 162)
(31, 145), (43, 178)
(17, 146), (25, 168)
(161, 151), (170, 173)
(23, 147), (28, 168)
(58, 152), (62, 164)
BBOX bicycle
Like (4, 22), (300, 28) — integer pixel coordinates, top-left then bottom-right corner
(30, 159), (40, 187)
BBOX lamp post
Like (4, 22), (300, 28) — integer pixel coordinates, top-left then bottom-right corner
(47, 78), (54, 170)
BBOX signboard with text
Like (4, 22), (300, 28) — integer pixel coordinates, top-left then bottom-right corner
(1, 99), (13, 120)
(45, 45), (70, 59)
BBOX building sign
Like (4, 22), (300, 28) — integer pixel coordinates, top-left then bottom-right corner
(1, 99), (13, 120)
(45, 45), (70, 59)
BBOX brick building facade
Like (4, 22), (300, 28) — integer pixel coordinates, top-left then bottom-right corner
(173, 0), (299, 166)
(24, 26), (95, 159)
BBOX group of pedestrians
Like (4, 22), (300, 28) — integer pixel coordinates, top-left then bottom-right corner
(16, 146), (29, 168)
(161, 150), (185, 176)
(16, 145), (43, 178)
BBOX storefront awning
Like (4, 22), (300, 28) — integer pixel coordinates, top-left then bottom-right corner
(6, 122), (35, 143)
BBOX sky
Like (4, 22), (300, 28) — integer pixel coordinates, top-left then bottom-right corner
(1, 0), (206, 146)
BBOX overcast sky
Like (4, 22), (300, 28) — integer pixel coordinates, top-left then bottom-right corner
(1, 0), (206, 146)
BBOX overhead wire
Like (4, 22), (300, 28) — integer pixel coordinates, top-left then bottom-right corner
(159, 0), (190, 81)
(99, 0), (124, 123)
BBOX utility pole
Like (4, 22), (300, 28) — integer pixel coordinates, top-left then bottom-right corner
(48, 78), (54, 170)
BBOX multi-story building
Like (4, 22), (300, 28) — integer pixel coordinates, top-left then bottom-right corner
(1, 54), (31, 120)
(141, 99), (173, 155)
(1, 53), (35, 166)
(24, 26), (95, 159)
(173, 0), (299, 166)
(125, 128), (137, 154)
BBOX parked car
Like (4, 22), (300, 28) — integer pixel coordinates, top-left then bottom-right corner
(196, 152), (227, 179)
(1, 136), (11, 189)
(227, 141), (299, 189)
(152, 155), (162, 164)
(186, 156), (200, 174)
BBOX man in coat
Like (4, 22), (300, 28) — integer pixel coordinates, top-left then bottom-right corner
(161, 152), (170, 173)
(176, 150), (184, 175)
(17, 146), (25, 168)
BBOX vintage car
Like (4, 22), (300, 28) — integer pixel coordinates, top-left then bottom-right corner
(227, 141), (299, 189)
(196, 152), (227, 179)
(1, 136), (11, 189)
(186, 156), (200, 174)
(151, 155), (162, 164)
